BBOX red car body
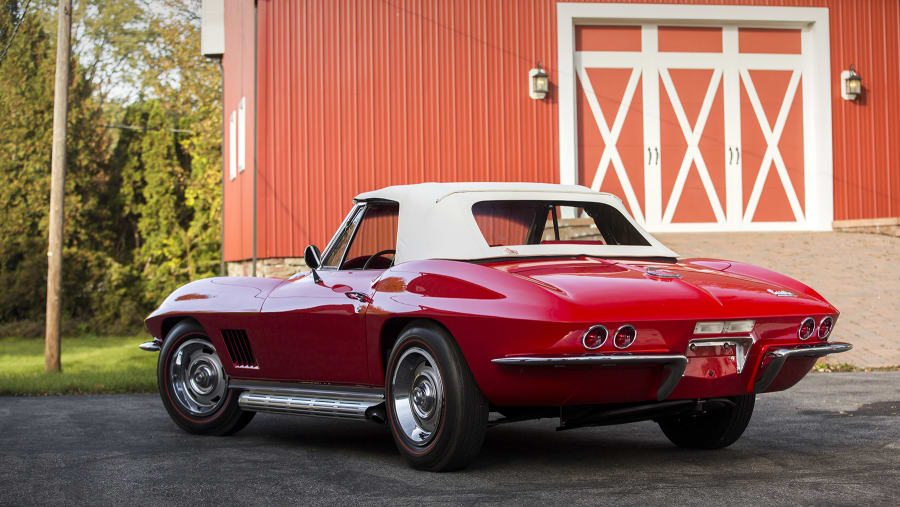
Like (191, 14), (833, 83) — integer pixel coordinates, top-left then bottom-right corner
(146, 255), (841, 406)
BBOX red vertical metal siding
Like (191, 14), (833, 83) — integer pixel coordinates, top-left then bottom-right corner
(249, 0), (558, 261)
(224, 0), (900, 262)
(829, 0), (900, 221)
(222, 0), (256, 262)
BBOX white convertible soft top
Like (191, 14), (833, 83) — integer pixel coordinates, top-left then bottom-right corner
(354, 182), (677, 264)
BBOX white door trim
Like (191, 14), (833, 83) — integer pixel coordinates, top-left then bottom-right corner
(557, 2), (833, 231)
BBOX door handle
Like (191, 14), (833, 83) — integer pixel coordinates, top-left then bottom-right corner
(735, 147), (740, 164)
(728, 147), (733, 164)
(654, 147), (659, 165)
(346, 291), (372, 303)
(647, 147), (652, 165)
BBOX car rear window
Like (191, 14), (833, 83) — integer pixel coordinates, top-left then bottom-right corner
(472, 200), (650, 247)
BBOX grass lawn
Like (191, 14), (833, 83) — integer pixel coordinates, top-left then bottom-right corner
(0, 334), (157, 395)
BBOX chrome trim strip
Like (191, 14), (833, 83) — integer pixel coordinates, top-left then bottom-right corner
(612, 325), (637, 350)
(238, 392), (379, 419)
(817, 316), (834, 340)
(646, 267), (681, 279)
(491, 354), (688, 401)
(798, 317), (815, 340)
(581, 325), (608, 350)
(229, 380), (384, 402)
(232, 380), (384, 420)
(754, 342), (853, 393)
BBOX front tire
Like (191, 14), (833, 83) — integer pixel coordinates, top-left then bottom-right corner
(157, 320), (254, 435)
(385, 321), (488, 472)
(657, 394), (755, 449)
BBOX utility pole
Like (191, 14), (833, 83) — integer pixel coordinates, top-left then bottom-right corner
(45, 0), (72, 373)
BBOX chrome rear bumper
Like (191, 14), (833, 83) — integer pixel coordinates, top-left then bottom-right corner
(754, 342), (853, 392)
(493, 341), (852, 402)
(491, 354), (688, 401)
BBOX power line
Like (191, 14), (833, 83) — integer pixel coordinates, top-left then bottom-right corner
(0, 0), (32, 66)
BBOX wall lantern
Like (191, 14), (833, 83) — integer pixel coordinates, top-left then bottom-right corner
(841, 64), (862, 101)
(529, 61), (549, 100)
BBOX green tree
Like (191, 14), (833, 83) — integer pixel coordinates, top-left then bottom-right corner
(0, 4), (120, 330)
(124, 0), (223, 301)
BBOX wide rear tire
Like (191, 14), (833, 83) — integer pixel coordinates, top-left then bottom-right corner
(157, 320), (254, 436)
(385, 321), (488, 472)
(658, 394), (755, 449)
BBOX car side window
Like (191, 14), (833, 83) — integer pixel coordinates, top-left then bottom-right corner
(340, 202), (399, 270)
(320, 206), (364, 268)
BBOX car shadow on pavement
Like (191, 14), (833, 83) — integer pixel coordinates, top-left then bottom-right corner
(238, 414), (398, 453)
(474, 422), (734, 472)
(235, 414), (763, 473)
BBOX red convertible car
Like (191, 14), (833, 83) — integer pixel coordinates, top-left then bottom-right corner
(142, 182), (850, 471)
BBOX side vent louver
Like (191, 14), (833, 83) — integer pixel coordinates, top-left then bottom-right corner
(221, 329), (258, 368)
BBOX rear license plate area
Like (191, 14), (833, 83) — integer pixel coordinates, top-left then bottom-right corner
(685, 338), (753, 378)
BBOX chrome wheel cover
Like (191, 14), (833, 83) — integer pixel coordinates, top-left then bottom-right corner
(169, 338), (227, 417)
(391, 347), (444, 447)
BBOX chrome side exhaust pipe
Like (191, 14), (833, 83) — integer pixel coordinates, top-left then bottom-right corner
(231, 380), (385, 422)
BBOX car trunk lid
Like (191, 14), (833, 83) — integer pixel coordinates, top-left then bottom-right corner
(485, 257), (833, 320)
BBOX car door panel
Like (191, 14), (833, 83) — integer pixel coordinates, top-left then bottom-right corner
(258, 270), (376, 384)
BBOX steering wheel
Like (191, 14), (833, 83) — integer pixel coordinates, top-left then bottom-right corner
(362, 249), (396, 270)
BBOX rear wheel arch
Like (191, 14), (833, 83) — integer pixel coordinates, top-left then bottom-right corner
(380, 317), (456, 374)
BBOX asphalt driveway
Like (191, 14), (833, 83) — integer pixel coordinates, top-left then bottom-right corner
(1, 372), (898, 506)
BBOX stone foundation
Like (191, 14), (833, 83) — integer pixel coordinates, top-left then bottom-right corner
(832, 217), (900, 238)
(226, 257), (308, 278)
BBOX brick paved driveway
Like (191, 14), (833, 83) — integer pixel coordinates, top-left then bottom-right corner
(655, 232), (899, 367)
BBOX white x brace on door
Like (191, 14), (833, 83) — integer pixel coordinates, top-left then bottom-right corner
(657, 62), (727, 226)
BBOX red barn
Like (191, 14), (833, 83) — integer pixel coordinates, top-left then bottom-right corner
(201, 0), (900, 277)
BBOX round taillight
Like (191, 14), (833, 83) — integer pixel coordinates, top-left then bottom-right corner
(613, 325), (637, 349)
(582, 325), (608, 350)
(818, 316), (833, 340)
(798, 317), (815, 340)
